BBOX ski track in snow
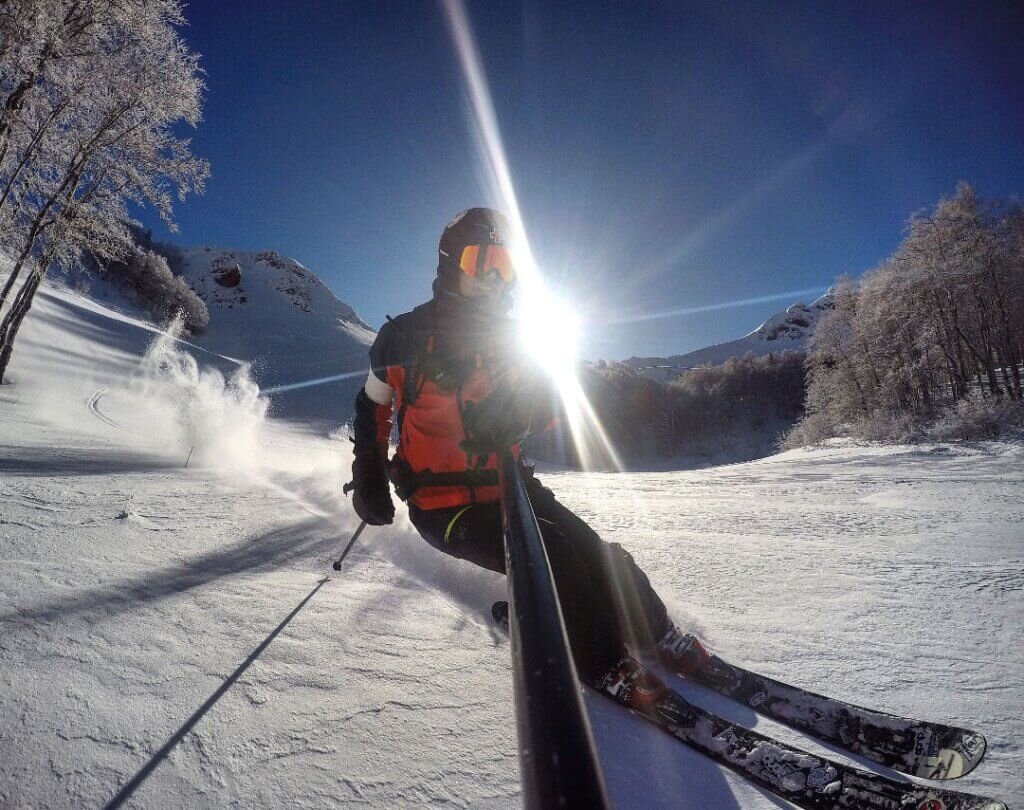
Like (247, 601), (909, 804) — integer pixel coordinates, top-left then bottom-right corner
(86, 388), (121, 429)
(0, 279), (1021, 809)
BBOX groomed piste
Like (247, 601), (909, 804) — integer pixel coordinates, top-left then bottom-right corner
(1, 271), (1020, 808)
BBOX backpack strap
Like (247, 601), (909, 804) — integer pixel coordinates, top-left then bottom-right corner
(388, 458), (499, 502)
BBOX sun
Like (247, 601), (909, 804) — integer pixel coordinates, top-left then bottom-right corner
(514, 287), (623, 470)
(516, 291), (581, 383)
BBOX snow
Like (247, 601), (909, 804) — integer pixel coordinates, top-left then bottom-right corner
(167, 244), (376, 425)
(627, 292), (834, 382)
(1, 278), (1021, 809)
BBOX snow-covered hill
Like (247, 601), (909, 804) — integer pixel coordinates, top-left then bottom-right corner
(61, 240), (377, 418)
(163, 245), (376, 423)
(1, 273), (1020, 809)
(627, 292), (834, 382)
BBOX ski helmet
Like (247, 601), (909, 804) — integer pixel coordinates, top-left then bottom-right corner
(437, 208), (516, 293)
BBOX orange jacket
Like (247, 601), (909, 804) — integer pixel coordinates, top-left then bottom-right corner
(362, 294), (526, 510)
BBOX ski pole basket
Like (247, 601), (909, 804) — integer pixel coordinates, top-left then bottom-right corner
(496, 448), (610, 810)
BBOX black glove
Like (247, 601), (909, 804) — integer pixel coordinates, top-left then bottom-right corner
(461, 395), (531, 454)
(461, 372), (555, 455)
(351, 442), (395, 525)
(352, 476), (395, 526)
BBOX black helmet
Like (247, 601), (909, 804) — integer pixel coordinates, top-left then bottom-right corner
(437, 208), (516, 293)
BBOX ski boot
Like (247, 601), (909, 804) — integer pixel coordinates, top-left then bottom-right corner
(656, 625), (711, 675)
(657, 625), (742, 690)
(591, 655), (666, 716)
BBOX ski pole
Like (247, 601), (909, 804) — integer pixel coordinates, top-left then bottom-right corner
(332, 520), (368, 571)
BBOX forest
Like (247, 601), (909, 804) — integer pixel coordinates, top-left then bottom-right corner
(786, 184), (1024, 447)
(529, 351), (807, 468)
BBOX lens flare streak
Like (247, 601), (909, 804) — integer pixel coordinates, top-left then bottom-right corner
(262, 369), (368, 395)
(441, 0), (623, 471)
(602, 286), (830, 327)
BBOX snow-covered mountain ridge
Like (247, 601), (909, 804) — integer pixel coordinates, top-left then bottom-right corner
(626, 292), (834, 383)
(155, 242), (377, 423)
(176, 246), (370, 332)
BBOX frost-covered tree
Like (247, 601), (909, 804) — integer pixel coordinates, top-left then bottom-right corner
(0, 0), (208, 381)
(801, 275), (870, 424)
(886, 184), (1024, 403)
(97, 245), (209, 332)
(789, 184), (1024, 446)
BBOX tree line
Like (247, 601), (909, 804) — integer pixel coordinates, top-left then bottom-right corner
(81, 226), (208, 332)
(536, 183), (1022, 467)
(786, 184), (1024, 446)
(0, 0), (207, 382)
(529, 351), (807, 468)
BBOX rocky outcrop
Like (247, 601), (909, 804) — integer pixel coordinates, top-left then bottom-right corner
(213, 266), (241, 287)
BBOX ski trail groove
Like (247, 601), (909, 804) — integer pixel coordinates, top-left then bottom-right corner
(86, 388), (120, 429)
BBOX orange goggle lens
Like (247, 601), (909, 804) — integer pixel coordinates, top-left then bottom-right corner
(458, 244), (516, 285)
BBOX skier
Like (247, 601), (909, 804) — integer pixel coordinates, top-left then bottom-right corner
(342, 210), (1005, 810)
(348, 207), (707, 708)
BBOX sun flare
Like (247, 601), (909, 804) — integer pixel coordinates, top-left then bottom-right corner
(442, 0), (622, 471)
(517, 292), (580, 383)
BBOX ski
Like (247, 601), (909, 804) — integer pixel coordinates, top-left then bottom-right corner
(662, 632), (987, 780)
(594, 659), (1007, 810)
(492, 602), (991, 785)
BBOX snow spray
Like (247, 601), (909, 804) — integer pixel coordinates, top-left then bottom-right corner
(133, 317), (269, 475)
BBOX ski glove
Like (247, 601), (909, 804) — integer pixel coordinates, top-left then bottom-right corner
(352, 479), (395, 526)
(461, 370), (555, 455)
(351, 389), (396, 526)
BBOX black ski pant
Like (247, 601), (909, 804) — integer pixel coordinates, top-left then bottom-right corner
(407, 473), (670, 680)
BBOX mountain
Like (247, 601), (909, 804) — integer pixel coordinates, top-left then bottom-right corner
(158, 243), (377, 423)
(625, 292), (834, 383)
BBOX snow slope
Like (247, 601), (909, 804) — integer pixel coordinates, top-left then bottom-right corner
(167, 244), (376, 424)
(627, 293), (834, 382)
(1, 279), (1021, 809)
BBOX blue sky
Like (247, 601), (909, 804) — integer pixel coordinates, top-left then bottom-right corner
(146, 0), (1024, 360)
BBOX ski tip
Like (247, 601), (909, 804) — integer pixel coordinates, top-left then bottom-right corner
(958, 731), (988, 778)
(916, 731), (987, 780)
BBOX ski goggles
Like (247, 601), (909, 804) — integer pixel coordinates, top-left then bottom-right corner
(457, 243), (516, 286)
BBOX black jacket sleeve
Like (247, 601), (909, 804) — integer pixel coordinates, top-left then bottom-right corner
(350, 325), (397, 525)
